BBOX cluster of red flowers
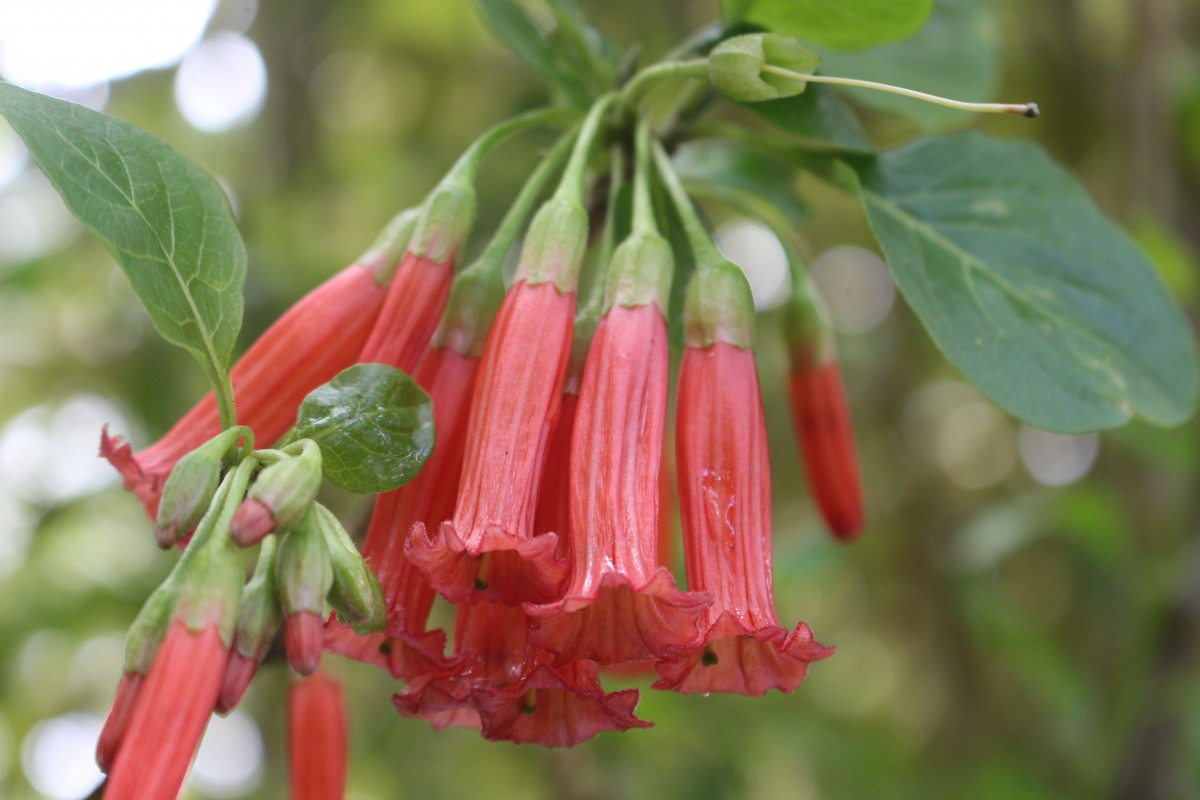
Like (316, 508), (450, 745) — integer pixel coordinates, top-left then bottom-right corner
(97, 107), (862, 797)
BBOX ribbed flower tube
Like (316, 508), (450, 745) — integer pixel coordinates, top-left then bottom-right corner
(105, 622), (227, 799)
(408, 278), (575, 605)
(355, 252), (456, 371)
(289, 671), (347, 800)
(654, 340), (833, 695)
(528, 303), (710, 664)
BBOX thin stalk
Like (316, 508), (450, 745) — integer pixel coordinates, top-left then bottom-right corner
(213, 369), (237, 431)
(650, 140), (724, 271)
(631, 120), (657, 236)
(554, 93), (618, 205)
(617, 59), (709, 109)
(579, 144), (627, 318)
(763, 66), (1040, 117)
(444, 106), (578, 187)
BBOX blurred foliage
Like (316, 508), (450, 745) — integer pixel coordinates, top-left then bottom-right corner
(0, 0), (1198, 798)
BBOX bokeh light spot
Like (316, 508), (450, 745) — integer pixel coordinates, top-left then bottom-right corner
(716, 219), (790, 310)
(809, 245), (895, 334)
(191, 710), (265, 797)
(20, 713), (104, 800)
(1018, 426), (1100, 486)
(174, 32), (268, 132)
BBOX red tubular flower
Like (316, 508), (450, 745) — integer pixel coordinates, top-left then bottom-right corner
(355, 252), (455, 370)
(408, 279), (574, 605)
(289, 671), (347, 800)
(528, 302), (710, 664)
(96, 672), (142, 773)
(101, 262), (393, 519)
(788, 360), (863, 540)
(394, 600), (650, 746)
(653, 261), (832, 696)
(105, 622), (227, 799)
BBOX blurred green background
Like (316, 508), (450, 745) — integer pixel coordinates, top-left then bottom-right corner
(1, 0), (1198, 798)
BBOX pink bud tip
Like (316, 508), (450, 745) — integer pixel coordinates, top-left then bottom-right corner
(216, 652), (260, 715)
(231, 499), (277, 547)
(286, 611), (324, 676)
(96, 672), (143, 773)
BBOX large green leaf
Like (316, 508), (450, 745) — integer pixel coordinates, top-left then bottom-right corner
(295, 364), (435, 494)
(751, 84), (875, 155)
(819, 0), (1000, 130)
(748, 0), (933, 50)
(853, 133), (1198, 432)
(0, 82), (245, 381)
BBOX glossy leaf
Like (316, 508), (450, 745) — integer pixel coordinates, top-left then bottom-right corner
(750, 84), (875, 155)
(295, 364), (435, 494)
(853, 133), (1199, 432)
(0, 81), (245, 381)
(748, 0), (933, 51)
(673, 139), (806, 226)
(818, 0), (1000, 130)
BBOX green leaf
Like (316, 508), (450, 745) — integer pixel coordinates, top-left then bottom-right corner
(672, 139), (806, 226)
(0, 82), (245, 382)
(853, 133), (1199, 433)
(720, 0), (756, 23)
(294, 364), (435, 494)
(818, 0), (1000, 130)
(748, 0), (933, 50)
(751, 84), (875, 155)
(474, 0), (591, 108)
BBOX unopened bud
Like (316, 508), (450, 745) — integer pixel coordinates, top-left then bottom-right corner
(96, 672), (143, 773)
(276, 508), (333, 673)
(709, 33), (820, 103)
(154, 426), (248, 549)
(217, 537), (282, 713)
(231, 440), (323, 545)
(314, 503), (385, 634)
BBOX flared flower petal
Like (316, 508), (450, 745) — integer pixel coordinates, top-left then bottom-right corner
(527, 302), (709, 665)
(105, 622), (227, 799)
(409, 280), (573, 604)
(289, 671), (347, 800)
(102, 263), (390, 519)
(788, 361), (864, 540)
(656, 341), (832, 695)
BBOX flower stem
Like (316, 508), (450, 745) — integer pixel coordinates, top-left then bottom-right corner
(618, 59), (709, 109)
(213, 368), (238, 432)
(444, 106), (578, 188)
(631, 120), (657, 237)
(650, 140), (724, 271)
(554, 93), (618, 205)
(763, 66), (1040, 117)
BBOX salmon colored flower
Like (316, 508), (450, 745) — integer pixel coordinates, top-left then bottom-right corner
(104, 622), (227, 798)
(528, 302), (710, 664)
(95, 672), (142, 773)
(394, 600), (651, 746)
(101, 260), (395, 519)
(788, 360), (863, 540)
(289, 671), (347, 800)
(408, 278), (575, 606)
(355, 252), (455, 371)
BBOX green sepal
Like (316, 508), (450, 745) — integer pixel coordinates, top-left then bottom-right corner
(121, 579), (177, 676)
(412, 181), (477, 266)
(605, 231), (674, 312)
(781, 270), (836, 369)
(434, 258), (506, 358)
(515, 197), (590, 291)
(315, 504), (386, 635)
(246, 438), (323, 533)
(154, 426), (250, 550)
(359, 208), (420, 285)
(231, 535), (282, 662)
(709, 33), (821, 103)
(276, 507), (334, 617)
(684, 261), (757, 350)
(173, 532), (246, 645)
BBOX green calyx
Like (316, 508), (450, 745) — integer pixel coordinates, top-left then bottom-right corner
(316, 503), (386, 635)
(231, 534), (282, 662)
(411, 180), (477, 266)
(709, 33), (821, 103)
(515, 197), (590, 291)
(154, 425), (250, 550)
(605, 231), (674, 312)
(276, 507), (334, 617)
(246, 438), (323, 533)
(434, 258), (506, 358)
(684, 260), (756, 349)
(782, 271), (836, 369)
(359, 208), (420, 285)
